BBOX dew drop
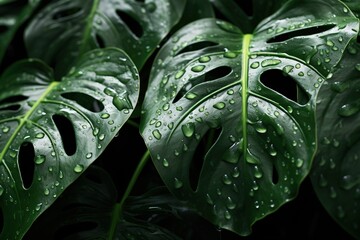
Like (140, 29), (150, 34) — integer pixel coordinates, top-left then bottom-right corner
(2, 126), (10, 133)
(101, 113), (110, 119)
(213, 102), (226, 110)
(113, 96), (132, 111)
(319, 174), (328, 187)
(337, 206), (345, 218)
(296, 158), (304, 168)
(44, 188), (50, 196)
(191, 65), (205, 72)
(86, 153), (93, 159)
(222, 174), (232, 185)
(254, 166), (263, 179)
(261, 59), (281, 67)
(185, 92), (197, 100)
(246, 150), (260, 164)
(355, 63), (360, 72)
(174, 178), (183, 189)
(250, 62), (260, 69)
(162, 158), (169, 167)
(34, 155), (46, 165)
(224, 52), (237, 58)
(338, 103), (360, 117)
(199, 56), (211, 63)
(152, 129), (162, 140)
(0, 185), (3, 196)
(224, 210), (232, 220)
(35, 132), (45, 139)
(255, 121), (267, 133)
(206, 194), (214, 205)
(330, 186), (337, 198)
(74, 164), (84, 173)
(340, 175), (360, 190)
(283, 65), (294, 73)
(175, 70), (185, 79)
(181, 122), (195, 138)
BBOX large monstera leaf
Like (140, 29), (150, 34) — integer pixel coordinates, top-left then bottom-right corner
(24, 0), (185, 77)
(140, 0), (359, 236)
(311, 40), (360, 239)
(0, 48), (139, 239)
(0, 0), (41, 65)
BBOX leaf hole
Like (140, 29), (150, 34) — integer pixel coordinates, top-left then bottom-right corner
(272, 164), (279, 184)
(19, 142), (35, 189)
(53, 115), (76, 156)
(116, 10), (143, 38)
(52, 7), (82, 20)
(54, 221), (98, 240)
(176, 41), (218, 56)
(95, 34), (105, 48)
(173, 66), (232, 103)
(357, 35), (360, 44)
(0, 95), (28, 111)
(260, 69), (309, 104)
(61, 92), (104, 112)
(190, 127), (222, 192)
(267, 24), (336, 43)
(235, 0), (253, 16)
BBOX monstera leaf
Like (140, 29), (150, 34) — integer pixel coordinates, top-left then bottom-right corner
(0, 48), (139, 239)
(311, 40), (360, 239)
(24, 166), (183, 240)
(0, 0), (41, 65)
(24, 0), (186, 77)
(140, 0), (359, 236)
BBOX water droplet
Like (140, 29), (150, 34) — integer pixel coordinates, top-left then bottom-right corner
(222, 174), (232, 185)
(2, 126), (10, 133)
(86, 153), (93, 159)
(191, 65), (205, 72)
(44, 188), (50, 196)
(295, 63), (301, 69)
(341, 175), (360, 190)
(35, 203), (42, 211)
(101, 113), (110, 119)
(355, 63), (360, 72)
(199, 56), (211, 63)
(224, 210), (231, 220)
(330, 187), (337, 198)
(74, 164), (84, 173)
(283, 65), (294, 73)
(250, 62), (259, 69)
(175, 70), (185, 79)
(34, 155), (46, 165)
(338, 103), (360, 117)
(246, 150), (260, 164)
(206, 194), (214, 205)
(213, 102), (225, 110)
(99, 133), (105, 141)
(255, 121), (267, 133)
(296, 158), (304, 168)
(223, 142), (241, 164)
(162, 158), (169, 167)
(254, 166), (263, 179)
(0, 185), (3, 196)
(174, 178), (183, 189)
(261, 59), (281, 67)
(224, 52), (237, 58)
(152, 129), (162, 140)
(326, 40), (334, 47)
(185, 92), (197, 100)
(113, 96), (132, 111)
(319, 174), (328, 187)
(181, 122), (195, 138)
(145, 2), (156, 12)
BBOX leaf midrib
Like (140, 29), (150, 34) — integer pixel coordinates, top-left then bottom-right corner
(241, 34), (253, 162)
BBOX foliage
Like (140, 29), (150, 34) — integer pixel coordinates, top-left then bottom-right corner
(0, 0), (359, 239)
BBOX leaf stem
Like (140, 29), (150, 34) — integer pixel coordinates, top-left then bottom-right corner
(108, 150), (151, 238)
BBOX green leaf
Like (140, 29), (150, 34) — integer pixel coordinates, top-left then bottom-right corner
(25, 166), (182, 240)
(0, 0), (41, 65)
(311, 40), (360, 239)
(0, 47), (139, 239)
(140, 0), (359, 236)
(24, 0), (186, 77)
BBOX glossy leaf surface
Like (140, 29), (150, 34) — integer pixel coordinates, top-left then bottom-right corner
(140, 0), (359, 235)
(0, 48), (139, 239)
(24, 0), (185, 77)
(0, 0), (41, 65)
(311, 40), (360, 239)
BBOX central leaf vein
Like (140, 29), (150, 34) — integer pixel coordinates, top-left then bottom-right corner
(241, 34), (253, 162)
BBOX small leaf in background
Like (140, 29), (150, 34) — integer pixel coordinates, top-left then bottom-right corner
(0, 0), (41, 66)
(0, 47), (139, 239)
(24, 0), (186, 78)
(140, 0), (359, 236)
(311, 39), (360, 239)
